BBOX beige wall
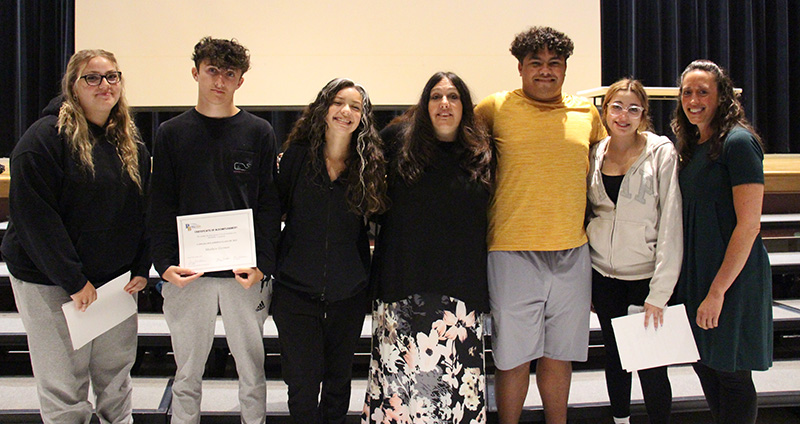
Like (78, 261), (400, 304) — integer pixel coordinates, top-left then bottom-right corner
(76, 0), (601, 107)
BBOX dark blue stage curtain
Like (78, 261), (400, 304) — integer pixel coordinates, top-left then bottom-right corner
(1, 0), (74, 157)
(601, 0), (800, 153)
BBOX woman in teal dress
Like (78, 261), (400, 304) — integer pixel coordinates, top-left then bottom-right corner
(672, 59), (772, 424)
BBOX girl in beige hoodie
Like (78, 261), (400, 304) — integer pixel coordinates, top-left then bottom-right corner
(586, 78), (682, 424)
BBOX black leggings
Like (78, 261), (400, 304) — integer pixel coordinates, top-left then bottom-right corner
(692, 362), (757, 424)
(272, 283), (367, 424)
(592, 270), (672, 423)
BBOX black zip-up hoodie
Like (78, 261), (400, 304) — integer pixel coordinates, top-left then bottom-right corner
(1, 97), (151, 295)
(275, 141), (370, 303)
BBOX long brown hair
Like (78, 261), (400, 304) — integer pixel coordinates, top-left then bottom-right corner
(58, 49), (143, 191)
(671, 60), (762, 166)
(394, 72), (493, 189)
(284, 78), (388, 217)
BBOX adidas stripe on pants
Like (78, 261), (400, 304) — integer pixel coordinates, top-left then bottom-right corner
(162, 276), (271, 424)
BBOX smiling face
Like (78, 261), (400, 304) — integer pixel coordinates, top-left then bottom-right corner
(518, 48), (567, 102)
(325, 86), (363, 138)
(192, 60), (244, 109)
(604, 90), (645, 138)
(427, 77), (463, 142)
(74, 56), (121, 126)
(680, 69), (719, 140)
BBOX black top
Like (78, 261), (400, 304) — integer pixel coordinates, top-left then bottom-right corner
(149, 108), (282, 278)
(601, 173), (624, 205)
(1, 97), (151, 294)
(275, 141), (370, 303)
(371, 128), (490, 312)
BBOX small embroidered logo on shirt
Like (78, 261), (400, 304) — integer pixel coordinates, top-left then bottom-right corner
(234, 161), (252, 173)
(255, 300), (266, 312)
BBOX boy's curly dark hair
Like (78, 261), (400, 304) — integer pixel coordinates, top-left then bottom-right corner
(510, 26), (574, 62)
(192, 36), (250, 73)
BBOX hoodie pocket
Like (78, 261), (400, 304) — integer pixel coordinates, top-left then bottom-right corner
(610, 221), (654, 271)
(586, 217), (613, 262)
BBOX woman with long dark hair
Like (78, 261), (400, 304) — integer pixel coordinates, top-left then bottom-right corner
(273, 78), (387, 423)
(672, 60), (772, 424)
(362, 71), (493, 423)
(1, 49), (149, 423)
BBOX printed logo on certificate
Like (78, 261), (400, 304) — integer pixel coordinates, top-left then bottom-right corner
(176, 209), (257, 273)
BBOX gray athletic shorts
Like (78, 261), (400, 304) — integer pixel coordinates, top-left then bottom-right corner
(488, 245), (591, 370)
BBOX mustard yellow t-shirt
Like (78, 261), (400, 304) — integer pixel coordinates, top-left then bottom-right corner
(476, 89), (606, 252)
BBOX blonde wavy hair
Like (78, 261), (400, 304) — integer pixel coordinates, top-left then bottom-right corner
(58, 49), (143, 191)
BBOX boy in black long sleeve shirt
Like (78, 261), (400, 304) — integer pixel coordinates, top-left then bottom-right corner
(149, 37), (280, 424)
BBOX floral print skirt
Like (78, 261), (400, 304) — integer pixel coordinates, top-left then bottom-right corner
(362, 293), (486, 423)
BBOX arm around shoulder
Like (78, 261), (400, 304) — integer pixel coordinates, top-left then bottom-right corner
(474, 94), (497, 133)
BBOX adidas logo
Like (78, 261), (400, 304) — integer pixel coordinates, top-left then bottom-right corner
(255, 301), (266, 312)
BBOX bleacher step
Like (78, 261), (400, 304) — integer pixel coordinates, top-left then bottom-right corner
(4, 361), (799, 420)
(0, 377), (169, 416)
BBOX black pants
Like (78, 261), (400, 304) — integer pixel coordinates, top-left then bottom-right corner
(592, 270), (672, 423)
(271, 283), (367, 424)
(692, 362), (757, 424)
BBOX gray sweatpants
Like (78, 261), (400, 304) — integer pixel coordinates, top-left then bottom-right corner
(161, 276), (270, 424)
(11, 275), (137, 424)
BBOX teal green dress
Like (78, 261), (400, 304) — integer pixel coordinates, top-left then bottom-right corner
(677, 126), (772, 372)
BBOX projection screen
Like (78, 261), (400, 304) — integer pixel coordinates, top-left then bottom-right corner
(76, 0), (601, 107)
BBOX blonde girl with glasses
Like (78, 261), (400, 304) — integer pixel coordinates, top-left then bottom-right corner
(1, 49), (149, 424)
(585, 78), (683, 424)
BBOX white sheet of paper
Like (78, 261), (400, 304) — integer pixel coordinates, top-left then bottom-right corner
(611, 304), (700, 372)
(61, 271), (137, 350)
(176, 209), (257, 273)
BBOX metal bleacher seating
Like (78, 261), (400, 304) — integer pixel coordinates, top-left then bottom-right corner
(0, 154), (799, 422)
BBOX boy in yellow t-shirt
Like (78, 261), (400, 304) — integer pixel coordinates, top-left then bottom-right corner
(475, 26), (606, 424)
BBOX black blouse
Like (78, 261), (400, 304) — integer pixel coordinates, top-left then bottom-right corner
(371, 134), (490, 312)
